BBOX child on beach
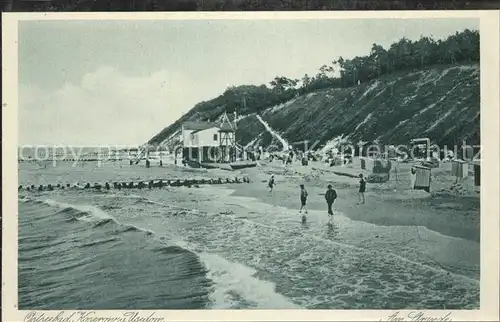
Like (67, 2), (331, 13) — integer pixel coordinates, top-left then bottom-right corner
(299, 184), (308, 214)
(358, 174), (366, 204)
(268, 175), (276, 193)
(324, 184), (337, 217)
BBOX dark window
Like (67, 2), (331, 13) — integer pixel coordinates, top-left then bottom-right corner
(213, 134), (218, 141)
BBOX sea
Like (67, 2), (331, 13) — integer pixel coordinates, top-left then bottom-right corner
(17, 160), (480, 310)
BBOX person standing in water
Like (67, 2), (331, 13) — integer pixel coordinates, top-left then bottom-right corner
(299, 184), (308, 214)
(268, 175), (276, 193)
(324, 184), (337, 217)
(358, 174), (366, 204)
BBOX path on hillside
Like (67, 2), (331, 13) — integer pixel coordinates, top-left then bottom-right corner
(244, 133), (263, 149)
(255, 114), (290, 151)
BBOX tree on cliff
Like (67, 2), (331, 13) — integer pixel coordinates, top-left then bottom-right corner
(331, 29), (479, 88)
(269, 76), (298, 92)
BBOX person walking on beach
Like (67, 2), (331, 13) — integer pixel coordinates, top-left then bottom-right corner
(268, 175), (276, 193)
(358, 174), (366, 204)
(299, 184), (308, 214)
(325, 184), (337, 217)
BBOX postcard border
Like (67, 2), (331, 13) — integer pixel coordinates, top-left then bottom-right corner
(2, 10), (499, 322)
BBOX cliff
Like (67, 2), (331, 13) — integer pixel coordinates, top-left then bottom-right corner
(149, 63), (479, 152)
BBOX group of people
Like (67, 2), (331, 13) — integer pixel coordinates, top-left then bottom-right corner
(267, 173), (366, 219)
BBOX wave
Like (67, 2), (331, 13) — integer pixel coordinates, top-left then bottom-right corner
(57, 206), (91, 216)
(76, 189), (479, 308)
(26, 190), (474, 309)
(202, 252), (300, 309)
(212, 196), (480, 286)
(101, 190), (478, 307)
(152, 245), (192, 255)
(19, 196), (31, 203)
(44, 256), (100, 275)
(79, 237), (121, 248)
(19, 197), (215, 309)
(93, 218), (116, 228)
(171, 239), (300, 309)
(21, 197), (163, 239)
(40, 198), (160, 238)
(38, 194), (301, 309)
(41, 198), (115, 221)
(19, 239), (68, 252)
(118, 224), (155, 236)
(135, 197), (200, 214)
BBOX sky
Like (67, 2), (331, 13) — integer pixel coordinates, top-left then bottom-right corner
(18, 18), (479, 146)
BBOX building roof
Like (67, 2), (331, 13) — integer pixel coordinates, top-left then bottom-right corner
(183, 121), (219, 131)
(219, 112), (236, 132)
(191, 127), (220, 134)
(220, 122), (235, 132)
(183, 113), (236, 133)
(190, 125), (235, 134)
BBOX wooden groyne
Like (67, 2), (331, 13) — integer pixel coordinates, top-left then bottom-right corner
(18, 176), (251, 192)
(18, 157), (127, 162)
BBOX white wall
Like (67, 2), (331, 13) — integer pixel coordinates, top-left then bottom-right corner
(193, 127), (220, 147)
(182, 126), (235, 148)
(182, 129), (195, 147)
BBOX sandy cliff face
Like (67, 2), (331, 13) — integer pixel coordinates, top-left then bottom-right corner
(149, 63), (479, 151)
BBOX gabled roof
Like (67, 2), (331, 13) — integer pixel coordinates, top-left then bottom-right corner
(220, 112), (236, 132)
(220, 122), (235, 132)
(183, 121), (219, 131)
(191, 127), (220, 134)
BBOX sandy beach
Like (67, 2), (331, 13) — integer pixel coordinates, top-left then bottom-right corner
(232, 159), (479, 243)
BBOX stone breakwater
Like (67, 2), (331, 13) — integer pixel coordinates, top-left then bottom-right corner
(18, 176), (251, 192)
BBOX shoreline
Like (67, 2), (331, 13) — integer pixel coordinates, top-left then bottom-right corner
(17, 159), (480, 243)
(233, 161), (480, 243)
(228, 184), (480, 243)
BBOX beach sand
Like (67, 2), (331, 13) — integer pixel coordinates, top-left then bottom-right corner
(232, 159), (479, 243)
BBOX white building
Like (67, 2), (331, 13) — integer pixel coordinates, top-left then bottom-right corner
(181, 113), (236, 163)
(182, 123), (221, 148)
